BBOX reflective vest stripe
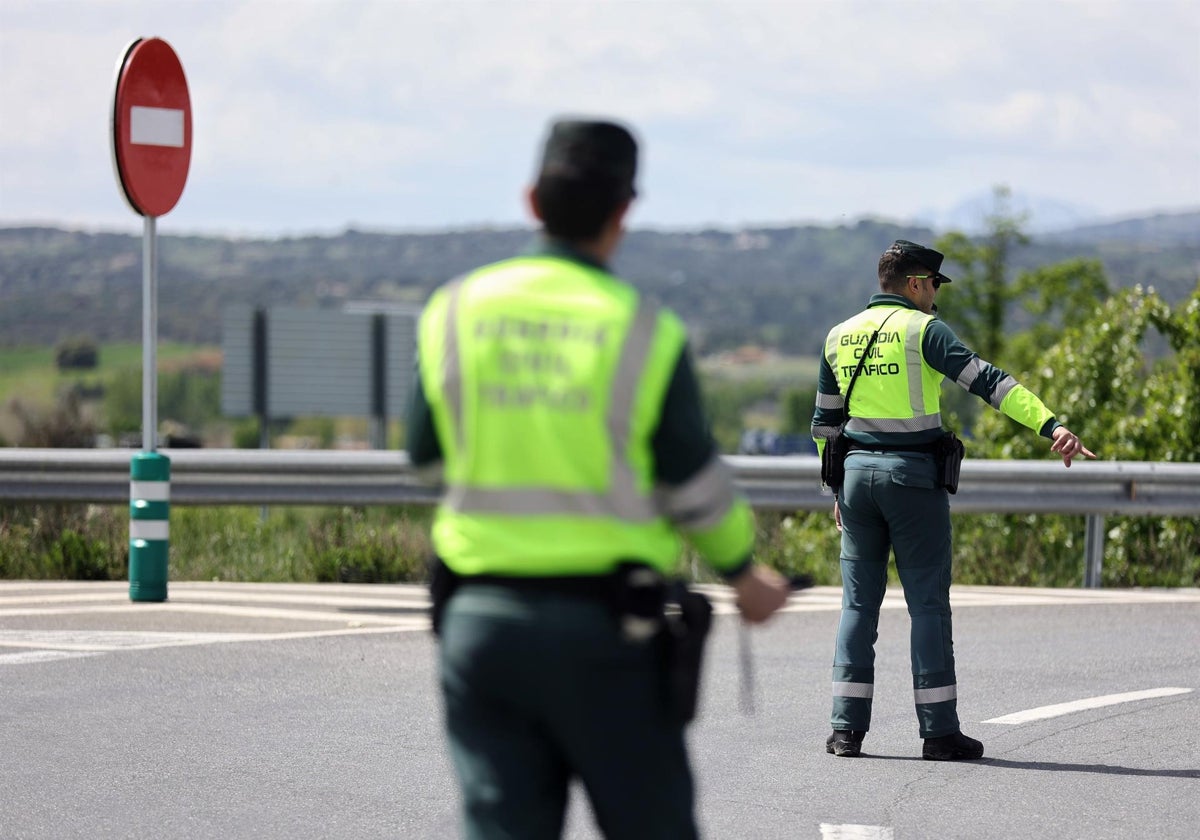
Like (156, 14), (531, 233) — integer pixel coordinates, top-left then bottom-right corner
(955, 357), (982, 390)
(815, 392), (844, 410)
(442, 292), (662, 522)
(991, 374), (1018, 409)
(446, 484), (658, 520)
(956, 356), (1019, 410)
(833, 681), (875, 699)
(442, 279), (466, 454)
(914, 684), (957, 704)
(824, 325), (840, 371)
(812, 423), (842, 440)
(902, 310), (927, 415)
(846, 414), (943, 433)
(658, 453), (736, 530)
(605, 297), (662, 509)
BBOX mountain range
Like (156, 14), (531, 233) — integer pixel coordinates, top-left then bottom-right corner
(1, 210), (1196, 355)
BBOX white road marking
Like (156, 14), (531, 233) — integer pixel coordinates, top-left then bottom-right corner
(0, 602), (427, 626)
(983, 687), (1194, 724)
(0, 624), (421, 654)
(820, 824), (894, 840)
(0, 649), (103, 666)
(696, 584), (1200, 616)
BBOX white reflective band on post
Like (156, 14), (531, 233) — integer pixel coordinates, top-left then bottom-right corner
(130, 106), (185, 147)
(833, 681), (874, 699)
(130, 520), (169, 541)
(130, 481), (170, 501)
(914, 684), (957, 704)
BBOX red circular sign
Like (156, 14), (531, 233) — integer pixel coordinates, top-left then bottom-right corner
(111, 38), (192, 217)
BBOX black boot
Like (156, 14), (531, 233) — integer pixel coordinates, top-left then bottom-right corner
(825, 729), (866, 757)
(922, 731), (984, 761)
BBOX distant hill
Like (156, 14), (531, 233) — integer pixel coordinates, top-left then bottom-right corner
(1040, 211), (1200, 246)
(1, 212), (1196, 354)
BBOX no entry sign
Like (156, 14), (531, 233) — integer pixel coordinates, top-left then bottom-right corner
(111, 37), (192, 217)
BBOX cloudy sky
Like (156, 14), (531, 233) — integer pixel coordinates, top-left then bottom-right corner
(1, 0), (1197, 237)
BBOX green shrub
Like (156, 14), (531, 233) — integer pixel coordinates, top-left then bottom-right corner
(309, 506), (430, 583)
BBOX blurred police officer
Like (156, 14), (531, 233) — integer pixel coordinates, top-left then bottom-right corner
(408, 117), (791, 839)
(810, 240), (1095, 761)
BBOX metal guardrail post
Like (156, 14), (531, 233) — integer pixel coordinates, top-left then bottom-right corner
(1083, 514), (1106, 588)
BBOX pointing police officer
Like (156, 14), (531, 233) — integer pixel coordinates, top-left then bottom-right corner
(810, 240), (1095, 761)
(408, 117), (791, 839)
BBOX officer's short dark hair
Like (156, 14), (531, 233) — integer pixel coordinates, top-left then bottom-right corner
(878, 239), (953, 292)
(878, 248), (926, 292)
(533, 118), (638, 241)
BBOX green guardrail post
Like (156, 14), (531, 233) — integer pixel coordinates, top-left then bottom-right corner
(130, 452), (170, 602)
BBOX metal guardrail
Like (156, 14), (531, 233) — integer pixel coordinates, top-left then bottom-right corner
(2, 448), (1198, 586)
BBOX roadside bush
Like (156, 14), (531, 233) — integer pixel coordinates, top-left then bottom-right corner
(0, 506), (126, 580)
(309, 506), (431, 583)
(7, 392), (95, 447)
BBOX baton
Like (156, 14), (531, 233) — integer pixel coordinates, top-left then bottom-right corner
(738, 620), (755, 715)
(737, 573), (814, 716)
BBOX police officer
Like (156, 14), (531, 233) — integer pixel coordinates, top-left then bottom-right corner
(810, 240), (1095, 761)
(408, 117), (791, 839)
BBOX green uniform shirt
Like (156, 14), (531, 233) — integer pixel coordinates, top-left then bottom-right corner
(408, 236), (753, 578)
(811, 294), (1061, 452)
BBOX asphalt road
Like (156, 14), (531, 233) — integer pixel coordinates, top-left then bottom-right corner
(1, 581), (1197, 840)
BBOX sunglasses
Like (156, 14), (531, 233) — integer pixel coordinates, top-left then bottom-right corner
(907, 274), (942, 290)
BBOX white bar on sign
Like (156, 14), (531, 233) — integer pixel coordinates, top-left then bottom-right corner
(130, 106), (184, 147)
(130, 521), (170, 541)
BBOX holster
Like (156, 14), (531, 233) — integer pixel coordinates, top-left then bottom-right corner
(612, 564), (714, 724)
(660, 584), (714, 724)
(428, 557), (460, 637)
(820, 427), (851, 492)
(935, 432), (966, 495)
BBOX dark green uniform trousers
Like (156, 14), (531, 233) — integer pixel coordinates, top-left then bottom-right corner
(439, 583), (698, 840)
(832, 451), (960, 739)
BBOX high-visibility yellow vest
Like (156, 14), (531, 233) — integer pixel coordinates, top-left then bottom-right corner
(417, 254), (753, 577)
(825, 306), (945, 435)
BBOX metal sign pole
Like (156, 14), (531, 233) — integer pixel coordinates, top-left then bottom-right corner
(130, 214), (170, 603)
(143, 214), (157, 453)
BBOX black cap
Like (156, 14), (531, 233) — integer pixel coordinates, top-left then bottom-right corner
(537, 118), (638, 194)
(887, 239), (953, 283)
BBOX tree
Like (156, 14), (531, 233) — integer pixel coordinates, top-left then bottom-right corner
(965, 283), (1200, 585)
(934, 185), (1030, 364)
(1007, 258), (1111, 370)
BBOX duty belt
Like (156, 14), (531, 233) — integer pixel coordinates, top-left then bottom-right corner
(458, 572), (619, 601)
(847, 440), (939, 454)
